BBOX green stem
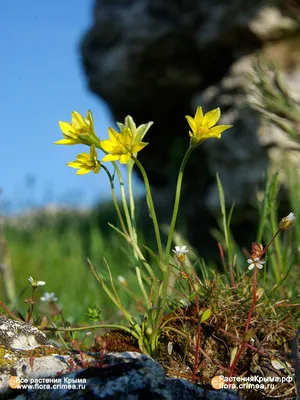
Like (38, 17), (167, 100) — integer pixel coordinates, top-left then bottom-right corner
(127, 161), (136, 225)
(133, 157), (164, 262)
(155, 146), (194, 330)
(112, 161), (134, 240)
(42, 324), (141, 341)
(164, 146), (194, 264)
(135, 266), (151, 309)
(27, 288), (36, 323)
(101, 164), (128, 235)
(127, 161), (139, 260)
(126, 231), (160, 305)
(107, 222), (159, 301)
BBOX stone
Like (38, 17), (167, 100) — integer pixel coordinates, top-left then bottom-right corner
(0, 316), (77, 394)
(6, 351), (241, 400)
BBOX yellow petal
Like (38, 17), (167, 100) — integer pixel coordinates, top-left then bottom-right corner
(101, 139), (115, 152)
(120, 127), (132, 147)
(77, 168), (90, 175)
(67, 161), (82, 169)
(194, 106), (203, 123)
(202, 108), (220, 128)
(108, 127), (119, 143)
(120, 153), (131, 164)
(132, 141), (148, 153)
(77, 153), (90, 162)
(59, 121), (76, 135)
(87, 110), (95, 133)
(102, 154), (120, 162)
(72, 111), (85, 128)
(185, 116), (197, 133)
(54, 138), (78, 145)
(206, 124), (232, 138)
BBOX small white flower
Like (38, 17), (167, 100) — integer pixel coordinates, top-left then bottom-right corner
(172, 245), (189, 255)
(247, 257), (265, 270)
(40, 292), (57, 302)
(28, 276), (46, 287)
(172, 245), (189, 263)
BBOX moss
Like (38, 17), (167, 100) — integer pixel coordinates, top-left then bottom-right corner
(0, 345), (17, 368)
(17, 345), (71, 359)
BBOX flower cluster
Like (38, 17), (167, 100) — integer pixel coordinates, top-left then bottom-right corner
(55, 107), (231, 174)
(54, 105), (232, 356)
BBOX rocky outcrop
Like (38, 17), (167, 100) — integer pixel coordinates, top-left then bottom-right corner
(81, 0), (300, 253)
(0, 316), (75, 393)
(0, 317), (242, 400)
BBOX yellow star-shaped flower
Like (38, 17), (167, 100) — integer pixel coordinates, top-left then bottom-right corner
(186, 107), (232, 147)
(101, 126), (148, 164)
(67, 145), (101, 175)
(55, 110), (100, 146)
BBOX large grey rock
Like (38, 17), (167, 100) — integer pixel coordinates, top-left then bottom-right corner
(7, 352), (241, 400)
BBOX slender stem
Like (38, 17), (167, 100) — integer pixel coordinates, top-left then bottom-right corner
(127, 161), (139, 260)
(112, 161), (134, 240)
(245, 265), (258, 331)
(133, 157), (164, 262)
(107, 222), (159, 304)
(135, 266), (151, 309)
(42, 324), (141, 340)
(219, 327), (268, 356)
(229, 266), (258, 377)
(261, 228), (280, 257)
(0, 300), (23, 321)
(127, 161), (136, 226)
(27, 288), (36, 323)
(164, 146), (194, 264)
(155, 146), (194, 330)
(101, 164), (128, 235)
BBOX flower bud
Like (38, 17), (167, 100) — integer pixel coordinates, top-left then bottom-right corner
(279, 212), (295, 231)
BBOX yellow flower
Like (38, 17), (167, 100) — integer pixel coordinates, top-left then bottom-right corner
(117, 115), (153, 142)
(55, 110), (100, 146)
(67, 145), (101, 175)
(185, 106), (232, 147)
(101, 126), (148, 164)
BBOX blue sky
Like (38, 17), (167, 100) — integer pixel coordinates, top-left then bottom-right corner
(1, 0), (143, 214)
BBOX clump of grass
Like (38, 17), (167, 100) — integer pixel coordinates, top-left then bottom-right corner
(3, 208), (146, 323)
